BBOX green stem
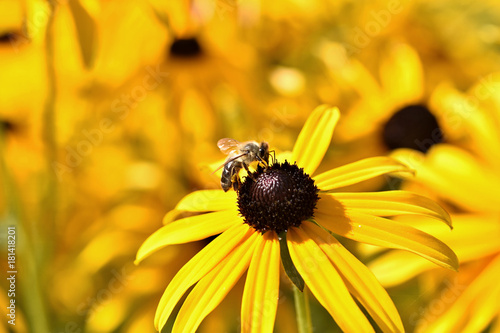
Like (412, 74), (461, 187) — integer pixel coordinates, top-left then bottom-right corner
(0, 129), (50, 333)
(15, 1), (60, 332)
(293, 284), (313, 333)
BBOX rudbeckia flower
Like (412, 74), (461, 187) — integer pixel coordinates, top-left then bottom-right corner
(367, 75), (500, 332)
(136, 105), (458, 332)
(318, 42), (444, 159)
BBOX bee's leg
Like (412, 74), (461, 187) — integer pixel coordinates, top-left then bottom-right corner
(230, 166), (242, 191)
(231, 171), (242, 191)
(233, 178), (241, 191)
(256, 156), (268, 167)
(242, 163), (256, 180)
(242, 162), (251, 173)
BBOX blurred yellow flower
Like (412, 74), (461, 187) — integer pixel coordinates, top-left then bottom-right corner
(136, 105), (457, 332)
(367, 74), (500, 332)
(320, 43), (435, 153)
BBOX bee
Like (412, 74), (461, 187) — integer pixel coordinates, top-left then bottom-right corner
(215, 138), (270, 192)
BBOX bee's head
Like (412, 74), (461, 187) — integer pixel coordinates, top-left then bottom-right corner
(259, 142), (270, 164)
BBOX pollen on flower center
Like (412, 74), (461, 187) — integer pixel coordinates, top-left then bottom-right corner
(237, 161), (319, 234)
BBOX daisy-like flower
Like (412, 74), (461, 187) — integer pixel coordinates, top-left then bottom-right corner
(136, 105), (458, 333)
(366, 75), (500, 332)
(318, 42), (445, 160)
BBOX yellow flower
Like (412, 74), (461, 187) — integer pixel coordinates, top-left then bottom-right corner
(136, 105), (458, 333)
(368, 75), (500, 332)
(318, 42), (445, 167)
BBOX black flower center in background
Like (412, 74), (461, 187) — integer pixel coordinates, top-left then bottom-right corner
(237, 161), (319, 234)
(0, 31), (19, 44)
(0, 120), (17, 134)
(382, 104), (443, 153)
(169, 37), (202, 57)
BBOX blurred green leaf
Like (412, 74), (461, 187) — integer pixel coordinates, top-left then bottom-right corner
(68, 0), (98, 69)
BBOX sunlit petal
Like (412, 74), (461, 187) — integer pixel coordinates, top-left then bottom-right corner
(444, 214), (500, 263)
(398, 214), (500, 265)
(430, 82), (500, 166)
(154, 223), (252, 331)
(136, 209), (240, 263)
(314, 156), (412, 191)
(163, 190), (238, 223)
(368, 250), (432, 288)
(315, 196), (458, 271)
(302, 222), (403, 332)
(420, 255), (500, 333)
(288, 227), (375, 333)
(172, 229), (259, 333)
(328, 191), (452, 228)
(241, 232), (280, 333)
(368, 213), (500, 287)
(292, 105), (339, 176)
(392, 146), (500, 213)
(380, 44), (424, 107)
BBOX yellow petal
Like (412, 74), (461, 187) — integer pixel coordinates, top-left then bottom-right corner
(319, 43), (383, 105)
(314, 196), (458, 271)
(292, 105), (339, 176)
(164, 190), (237, 223)
(444, 214), (500, 263)
(327, 191), (452, 228)
(314, 156), (412, 191)
(177, 190), (237, 211)
(241, 232), (280, 333)
(367, 250), (433, 288)
(154, 223), (252, 331)
(430, 82), (500, 166)
(393, 145), (500, 213)
(302, 222), (404, 333)
(136, 210), (240, 263)
(288, 227), (375, 333)
(407, 213), (500, 264)
(368, 213), (500, 287)
(380, 44), (424, 107)
(421, 254), (500, 333)
(172, 229), (260, 333)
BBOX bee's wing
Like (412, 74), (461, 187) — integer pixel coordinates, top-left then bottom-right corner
(211, 152), (247, 174)
(217, 138), (241, 155)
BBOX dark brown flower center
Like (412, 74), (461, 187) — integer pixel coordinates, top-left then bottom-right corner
(169, 37), (202, 57)
(382, 104), (443, 153)
(0, 32), (19, 44)
(237, 161), (319, 234)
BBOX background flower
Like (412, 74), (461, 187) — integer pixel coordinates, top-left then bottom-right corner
(364, 76), (500, 332)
